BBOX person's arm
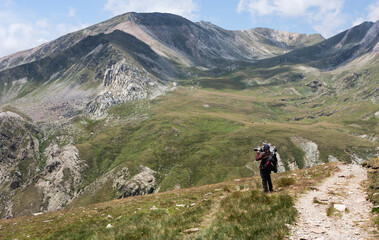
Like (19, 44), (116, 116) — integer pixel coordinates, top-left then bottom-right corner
(256, 152), (266, 161)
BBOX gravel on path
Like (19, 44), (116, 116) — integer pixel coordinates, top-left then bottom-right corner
(289, 163), (375, 240)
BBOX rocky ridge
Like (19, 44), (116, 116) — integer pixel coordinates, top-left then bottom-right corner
(257, 20), (379, 69)
(0, 12), (324, 72)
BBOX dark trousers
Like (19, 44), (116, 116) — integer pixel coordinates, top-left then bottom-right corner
(260, 169), (273, 192)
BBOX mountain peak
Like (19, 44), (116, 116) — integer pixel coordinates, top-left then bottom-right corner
(123, 11), (192, 26)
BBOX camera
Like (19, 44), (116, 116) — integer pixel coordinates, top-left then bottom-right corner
(253, 147), (278, 152)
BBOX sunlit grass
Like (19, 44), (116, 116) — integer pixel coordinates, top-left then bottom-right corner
(0, 164), (339, 240)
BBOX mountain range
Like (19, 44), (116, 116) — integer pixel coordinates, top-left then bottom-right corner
(0, 12), (378, 219)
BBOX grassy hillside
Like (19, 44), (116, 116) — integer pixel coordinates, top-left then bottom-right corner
(0, 163), (339, 240)
(60, 57), (378, 207)
(362, 157), (379, 229)
(1, 35), (377, 219)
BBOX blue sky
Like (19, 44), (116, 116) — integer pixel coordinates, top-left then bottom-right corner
(0, 0), (378, 57)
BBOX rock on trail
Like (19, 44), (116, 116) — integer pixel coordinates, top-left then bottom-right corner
(289, 163), (375, 240)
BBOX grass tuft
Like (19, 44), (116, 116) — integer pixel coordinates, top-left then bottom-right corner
(326, 203), (336, 217)
(313, 197), (327, 205)
(198, 190), (296, 239)
(362, 158), (379, 227)
(276, 177), (295, 187)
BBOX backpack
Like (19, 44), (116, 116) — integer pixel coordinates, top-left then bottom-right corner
(263, 152), (278, 173)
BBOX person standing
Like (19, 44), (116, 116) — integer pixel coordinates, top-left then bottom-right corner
(255, 144), (274, 193)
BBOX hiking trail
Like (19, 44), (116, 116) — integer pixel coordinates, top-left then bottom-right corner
(288, 163), (376, 240)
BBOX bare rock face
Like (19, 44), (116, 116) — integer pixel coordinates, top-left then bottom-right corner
(0, 112), (42, 218)
(112, 167), (130, 191)
(328, 155), (340, 162)
(350, 154), (366, 165)
(116, 166), (156, 198)
(85, 59), (171, 117)
(286, 156), (299, 171)
(291, 136), (321, 167)
(267, 144), (286, 173)
(0, 112), (88, 217)
(37, 143), (87, 212)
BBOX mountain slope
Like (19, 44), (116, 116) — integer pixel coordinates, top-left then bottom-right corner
(257, 21), (379, 69)
(0, 12), (324, 72)
(0, 30), (175, 121)
(0, 112), (43, 218)
(0, 12), (326, 122)
(232, 26), (324, 58)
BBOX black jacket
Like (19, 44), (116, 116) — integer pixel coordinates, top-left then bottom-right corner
(256, 151), (272, 171)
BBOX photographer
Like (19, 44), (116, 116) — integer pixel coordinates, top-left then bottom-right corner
(255, 144), (275, 193)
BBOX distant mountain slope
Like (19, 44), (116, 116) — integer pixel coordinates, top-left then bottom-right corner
(246, 27), (324, 51)
(0, 12), (324, 71)
(257, 21), (379, 69)
(0, 30), (174, 120)
(0, 12), (327, 121)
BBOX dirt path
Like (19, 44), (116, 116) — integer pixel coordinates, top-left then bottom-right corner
(289, 163), (375, 240)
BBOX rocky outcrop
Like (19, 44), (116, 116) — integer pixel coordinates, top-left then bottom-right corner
(267, 144), (286, 173)
(291, 136), (321, 167)
(0, 112), (42, 218)
(287, 156), (300, 171)
(328, 155), (340, 162)
(275, 152), (286, 173)
(37, 143), (86, 212)
(116, 166), (156, 198)
(68, 165), (156, 205)
(0, 116), (87, 218)
(84, 59), (172, 117)
(112, 167), (131, 191)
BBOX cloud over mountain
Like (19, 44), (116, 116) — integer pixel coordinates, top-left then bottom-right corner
(237, 0), (346, 37)
(104, 0), (199, 20)
(353, 0), (379, 26)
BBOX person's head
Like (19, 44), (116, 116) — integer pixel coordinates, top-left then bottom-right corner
(263, 144), (270, 153)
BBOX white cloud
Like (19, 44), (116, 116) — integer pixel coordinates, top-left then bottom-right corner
(352, 0), (379, 27)
(0, 10), (88, 58)
(0, 10), (38, 57)
(0, 23), (34, 49)
(237, 0), (346, 37)
(36, 18), (49, 28)
(68, 7), (76, 17)
(367, 0), (379, 22)
(0, 0), (13, 7)
(104, 0), (199, 20)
